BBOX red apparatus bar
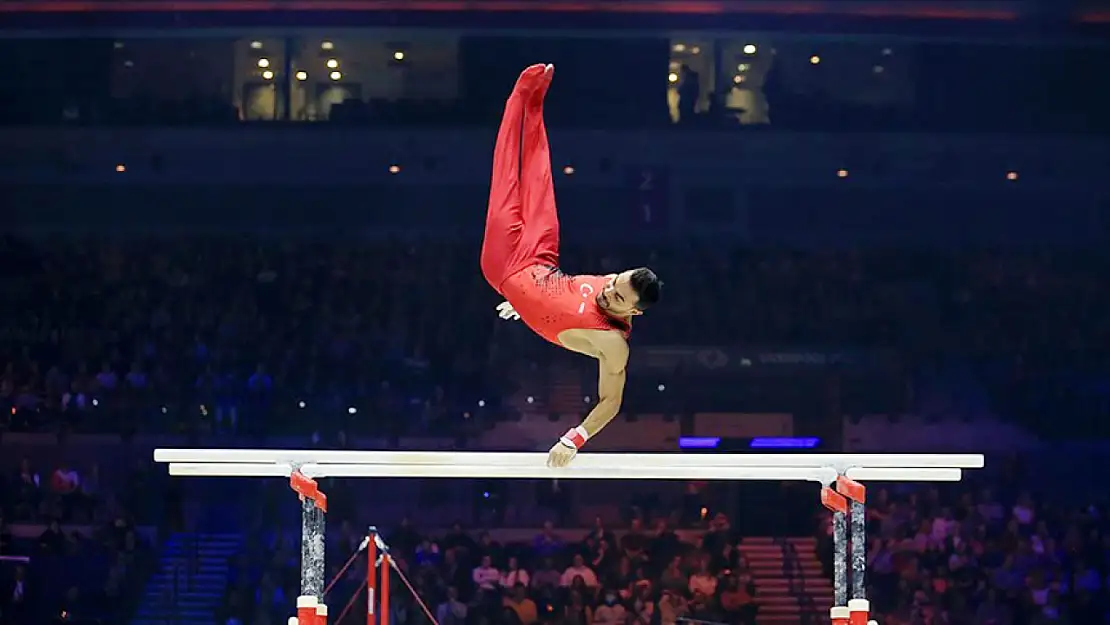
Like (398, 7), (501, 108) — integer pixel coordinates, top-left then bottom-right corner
(380, 554), (390, 625)
(367, 529), (378, 625)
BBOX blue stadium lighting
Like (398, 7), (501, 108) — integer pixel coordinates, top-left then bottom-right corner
(678, 436), (721, 449)
(750, 437), (821, 449)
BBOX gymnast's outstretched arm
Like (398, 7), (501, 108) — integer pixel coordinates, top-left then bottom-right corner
(547, 330), (629, 468)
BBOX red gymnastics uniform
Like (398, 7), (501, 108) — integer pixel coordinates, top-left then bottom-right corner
(479, 68), (630, 347)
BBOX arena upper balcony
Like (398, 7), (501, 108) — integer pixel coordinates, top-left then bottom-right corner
(0, 27), (1107, 244)
(1, 125), (1107, 244)
(2, 125), (1107, 192)
(0, 0), (1107, 34)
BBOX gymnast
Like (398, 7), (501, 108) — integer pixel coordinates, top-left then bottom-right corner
(479, 64), (662, 468)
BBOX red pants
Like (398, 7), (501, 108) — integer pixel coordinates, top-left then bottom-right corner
(480, 83), (560, 295)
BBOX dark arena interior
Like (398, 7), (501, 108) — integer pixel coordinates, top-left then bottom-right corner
(2, 2), (1110, 625)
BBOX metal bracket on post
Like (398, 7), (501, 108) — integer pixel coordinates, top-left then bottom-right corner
(291, 468), (328, 512)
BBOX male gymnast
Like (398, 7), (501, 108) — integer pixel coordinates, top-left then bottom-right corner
(479, 64), (662, 468)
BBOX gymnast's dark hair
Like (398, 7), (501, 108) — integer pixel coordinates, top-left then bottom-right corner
(629, 267), (662, 310)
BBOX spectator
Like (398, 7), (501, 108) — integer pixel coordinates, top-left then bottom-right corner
(620, 518), (648, 564)
(1033, 591), (1068, 625)
(606, 556), (634, 597)
(593, 589), (627, 625)
(415, 539), (441, 566)
(651, 519), (681, 563)
(390, 517), (422, 555)
(658, 555), (686, 591)
(585, 517), (616, 547)
(1, 565), (29, 623)
(95, 362), (117, 395)
(390, 591), (415, 625)
(1013, 492), (1036, 526)
(79, 463), (102, 522)
(702, 512), (733, 555)
(628, 582), (655, 625)
(476, 531), (503, 564)
(974, 588), (1011, 625)
(503, 583), (538, 625)
(13, 459), (40, 520)
(472, 554), (501, 591)
(657, 587), (688, 625)
(533, 520), (563, 559)
(719, 574), (758, 625)
(214, 369), (240, 434)
(977, 489), (1005, 524)
(931, 507), (956, 542)
(531, 556), (561, 608)
(256, 571), (287, 621)
(38, 519), (66, 552)
(560, 590), (591, 625)
(589, 539), (615, 578)
(687, 557), (718, 613)
(561, 554), (599, 588)
(500, 556), (530, 589)
(1072, 559), (1100, 593)
(246, 363), (274, 434)
(443, 523), (475, 554)
(567, 574), (593, 602)
(435, 586), (468, 625)
(50, 463), (81, 520)
(440, 548), (470, 594)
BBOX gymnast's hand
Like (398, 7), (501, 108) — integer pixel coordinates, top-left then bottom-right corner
(546, 439), (577, 468)
(496, 301), (520, 321)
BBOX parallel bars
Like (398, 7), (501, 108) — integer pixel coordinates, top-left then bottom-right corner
(156, 449), (985, 625)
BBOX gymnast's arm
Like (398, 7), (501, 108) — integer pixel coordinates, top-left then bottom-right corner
(578, 330), (629, 438)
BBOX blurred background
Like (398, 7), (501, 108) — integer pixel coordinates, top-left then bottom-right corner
(1, 1), (1109, 624)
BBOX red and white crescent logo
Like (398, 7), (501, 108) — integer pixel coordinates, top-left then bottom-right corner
(577, 283), (595, 314)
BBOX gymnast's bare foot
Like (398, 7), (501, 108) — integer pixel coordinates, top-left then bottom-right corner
(533, 64), (554, 105)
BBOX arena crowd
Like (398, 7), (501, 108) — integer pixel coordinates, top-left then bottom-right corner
(1, 237), (1107, 625)
(0, 452), (158, 625)
(211, 460), (1108, 625)
(2, 237), (1106, 440)
(820, 480), (1107, 625)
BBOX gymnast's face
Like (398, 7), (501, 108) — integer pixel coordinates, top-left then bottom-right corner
(597, 270), (642, 317)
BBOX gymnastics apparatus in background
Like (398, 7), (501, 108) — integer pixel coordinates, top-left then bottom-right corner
(153, 449), (986, 625)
